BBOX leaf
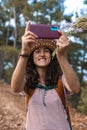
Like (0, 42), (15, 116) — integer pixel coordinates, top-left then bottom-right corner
(52, 46), (58, 59)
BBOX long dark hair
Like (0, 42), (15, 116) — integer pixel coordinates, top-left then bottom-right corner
(24, 51), (62, 94)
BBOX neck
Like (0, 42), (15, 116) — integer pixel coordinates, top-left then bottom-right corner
(36, 67), (46, 85)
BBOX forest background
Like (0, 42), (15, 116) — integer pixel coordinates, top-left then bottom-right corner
(0, 0), (87, 114)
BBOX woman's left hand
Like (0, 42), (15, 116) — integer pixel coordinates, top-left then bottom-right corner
(56, 30), (70, 56)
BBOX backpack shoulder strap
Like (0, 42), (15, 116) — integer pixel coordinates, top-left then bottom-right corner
(26, 89), (35, 106)
(56, 76), (72, 130)
(55, 76), (66, 106)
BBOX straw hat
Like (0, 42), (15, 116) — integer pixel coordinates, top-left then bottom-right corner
(29, 39), (57, 54)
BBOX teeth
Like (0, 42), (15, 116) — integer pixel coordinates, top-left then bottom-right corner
(39, 58), (45, 61)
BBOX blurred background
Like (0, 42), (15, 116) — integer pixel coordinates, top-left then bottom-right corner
(0, 0), (87, 114)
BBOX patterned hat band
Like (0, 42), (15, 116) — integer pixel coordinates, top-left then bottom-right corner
(29, 39), (57, 54)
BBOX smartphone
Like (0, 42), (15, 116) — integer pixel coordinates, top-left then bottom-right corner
(29, 24), (60, 39)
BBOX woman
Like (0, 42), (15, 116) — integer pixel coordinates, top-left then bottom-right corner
(11, 22), (80, 130)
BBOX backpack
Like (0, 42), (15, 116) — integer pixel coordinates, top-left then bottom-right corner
(25, 76), (72, 130)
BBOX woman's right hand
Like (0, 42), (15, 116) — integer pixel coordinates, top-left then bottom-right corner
(21, 22), (38, 55)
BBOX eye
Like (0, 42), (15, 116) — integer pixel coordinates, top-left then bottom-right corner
(34, 49), (40, 53)
(44, 48), (50, 53)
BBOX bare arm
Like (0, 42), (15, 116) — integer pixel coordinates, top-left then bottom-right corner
(56, 30), (80, 94)
(11, 57), (28, 92)
(11, 22), (37, 92)
(58, 55), (80, 94)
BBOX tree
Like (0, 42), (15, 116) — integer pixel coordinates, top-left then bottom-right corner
(84, 0), (87, 4)
(77, 84), (87, 114)
(68, 32), (87, 84)
(23, 0), (65, 24)
(0, 0), (65, 82)
(3, 0), (27, 47)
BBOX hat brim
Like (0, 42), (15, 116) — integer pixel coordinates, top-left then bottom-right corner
(29, 39), (57, 54)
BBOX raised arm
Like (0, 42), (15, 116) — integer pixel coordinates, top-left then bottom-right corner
(11, 22), (37, 92)
(56, 30), (80, 94)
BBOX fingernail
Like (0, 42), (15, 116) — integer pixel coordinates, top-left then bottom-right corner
(35, 35), (38, 38)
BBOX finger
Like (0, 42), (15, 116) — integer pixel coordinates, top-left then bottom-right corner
(25, 31), (38, 38)
(58, 38), (64, 44)
(25, 36), (36, 41)
(58, 30), (66, 37)
(56, 42), (64, 47)
(22, 35), (36, 43)
(56, 40), (69, 46)
(56, 38), (64, 45)
(25, 21), (30, 33)
(23, 39), (36, 44)
(28, 22), (30, 30)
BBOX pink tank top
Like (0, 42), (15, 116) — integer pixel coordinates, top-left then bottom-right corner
(25, 88), (70, 130)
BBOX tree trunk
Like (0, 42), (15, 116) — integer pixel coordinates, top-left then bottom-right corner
(6, 11), (12, 46)
(0, 52), (5, 80)
(13, 7), (17, 48)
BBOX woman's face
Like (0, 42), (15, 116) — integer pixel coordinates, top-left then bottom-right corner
(33, 47), (51, 68)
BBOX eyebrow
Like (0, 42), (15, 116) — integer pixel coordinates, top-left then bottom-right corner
(36, 47), (50, 50)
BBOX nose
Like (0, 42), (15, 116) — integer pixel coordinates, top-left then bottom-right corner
(40, 50), (45, 56)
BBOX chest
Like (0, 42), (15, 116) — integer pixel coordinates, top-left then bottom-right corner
(29, 88), (64, 108)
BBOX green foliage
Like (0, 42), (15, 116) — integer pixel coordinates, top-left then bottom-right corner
(75, 15), (87, 32)
(0, 46), (20, 82)
(84, 0), (87, 4)
(77, 85), (87, 114)
(67, 39), (86, 83)
(68, 93), (81, 108)
(2, 67), (13, 83)
(23, 0), (65, 23)
(0, 46), (19, 61)
(68, 83), (87, 114)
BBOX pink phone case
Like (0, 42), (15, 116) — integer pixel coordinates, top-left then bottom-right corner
(29, 24), (60, 39)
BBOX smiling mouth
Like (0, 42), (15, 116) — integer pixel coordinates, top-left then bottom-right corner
(39, 59), (46, 62)
(39, 58), (46, 61)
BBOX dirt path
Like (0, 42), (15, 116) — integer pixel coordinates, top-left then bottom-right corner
(0, 82), (26, 130)
(0, 82), (87, 130)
